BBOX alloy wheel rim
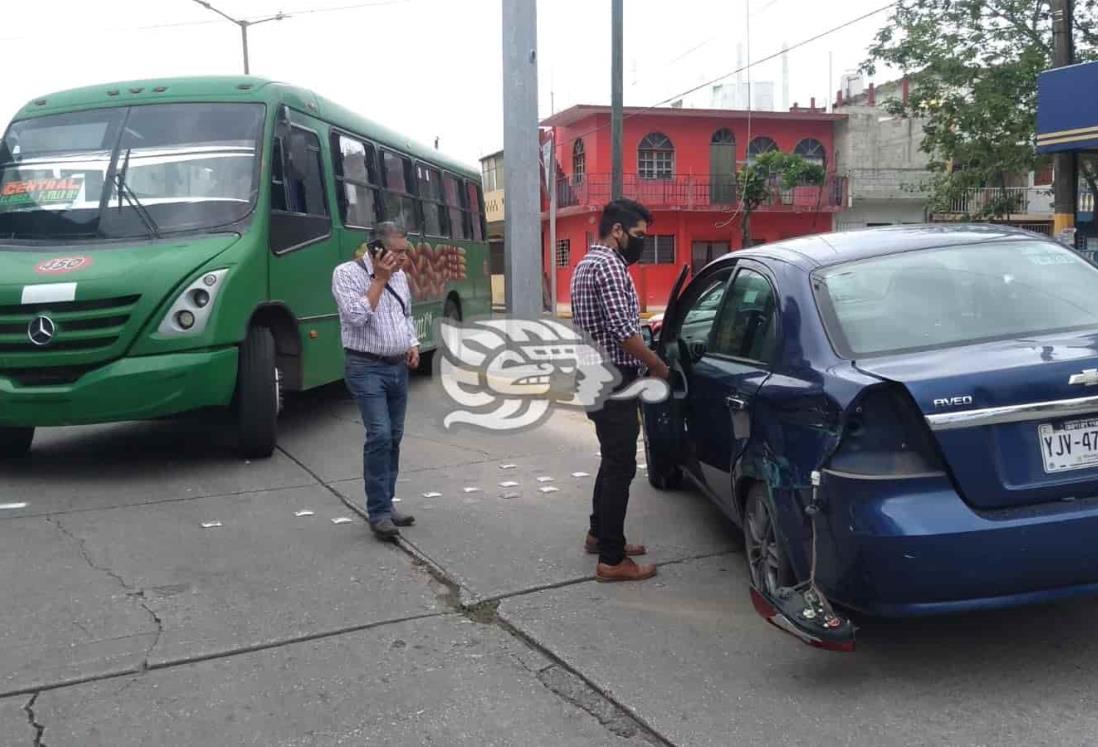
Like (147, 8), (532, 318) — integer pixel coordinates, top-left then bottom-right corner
(746, 497), (782, 594)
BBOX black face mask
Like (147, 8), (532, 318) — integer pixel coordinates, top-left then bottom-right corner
(617, 232), (645, 265)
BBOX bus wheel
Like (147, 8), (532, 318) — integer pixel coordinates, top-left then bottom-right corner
(236, 325), (279, 459)
(0, 427), (34, 459)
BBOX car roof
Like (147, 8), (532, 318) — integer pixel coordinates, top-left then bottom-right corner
(718, 224), (1044, 271)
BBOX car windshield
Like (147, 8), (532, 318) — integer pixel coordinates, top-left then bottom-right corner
(0, 102), (265, 242)
(816, 240), (1098, 357)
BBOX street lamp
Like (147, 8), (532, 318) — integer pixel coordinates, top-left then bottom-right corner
(191, 0), (289, 74)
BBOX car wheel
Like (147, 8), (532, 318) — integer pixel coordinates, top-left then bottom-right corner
(0, 427), (34, 459)
(744, 483), (795, 595)
(642, 412), (681, 490)
(236, 325), (279, 459)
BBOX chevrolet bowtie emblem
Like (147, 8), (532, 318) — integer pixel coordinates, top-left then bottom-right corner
(1069, 369), (1098, 387)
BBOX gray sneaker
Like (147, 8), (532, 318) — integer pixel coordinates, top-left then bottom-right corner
(392, 510), (416, 527)
(370, 518), (400, 540)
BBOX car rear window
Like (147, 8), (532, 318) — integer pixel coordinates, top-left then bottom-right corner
(815, 240), (1098, 357)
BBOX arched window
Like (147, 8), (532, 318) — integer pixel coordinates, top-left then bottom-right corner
(747, 136), (778, 162)
(711, 128), (735, 145)
(572, 139), (586, 184)
(794, 138), (826, 167)
(638, 132), (674, 180)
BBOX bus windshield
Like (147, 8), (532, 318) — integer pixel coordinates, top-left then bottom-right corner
(0, 102), (265, 242)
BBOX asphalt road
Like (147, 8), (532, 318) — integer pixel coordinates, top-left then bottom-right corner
(1, 373), (1097, 746)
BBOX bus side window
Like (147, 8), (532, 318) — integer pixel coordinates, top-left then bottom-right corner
(270, 127), (331, 254)
(464, 180), (485, 242)
(443, 173), (468, 240)
(416, 162), (446, 237)
(332, 133), (380, 229)
(380, 150), (422, 234)
(271, 138), (287, 212)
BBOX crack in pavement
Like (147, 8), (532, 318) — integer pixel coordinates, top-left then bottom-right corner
(537, 666), (662, 744)
(24, 692), (44, 747)
(276, 444), (678, 747)
(0, 481), (320, 523)
(0, 610), (455, 702)
(45, 515), (163, 671)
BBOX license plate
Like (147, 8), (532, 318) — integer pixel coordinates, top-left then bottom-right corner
(1039, 418), (1098, 473)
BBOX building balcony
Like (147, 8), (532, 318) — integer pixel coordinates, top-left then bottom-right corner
(933, 186), (1054, 218)
(548, 172), (848, 214)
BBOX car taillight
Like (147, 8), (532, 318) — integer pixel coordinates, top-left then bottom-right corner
(828, 385), (944, 476)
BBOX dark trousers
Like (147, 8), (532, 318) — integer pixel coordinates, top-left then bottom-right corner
(587, 368), (640, 565)
(344, 356), (409, 522)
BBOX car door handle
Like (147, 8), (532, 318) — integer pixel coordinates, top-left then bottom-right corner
(726, 395), (748, 411)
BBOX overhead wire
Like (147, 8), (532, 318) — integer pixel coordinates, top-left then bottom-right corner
(554, 1), (897, 154)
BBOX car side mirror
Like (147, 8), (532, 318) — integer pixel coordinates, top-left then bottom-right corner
(275, 105), (292, 138)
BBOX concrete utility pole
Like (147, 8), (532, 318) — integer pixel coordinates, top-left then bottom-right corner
(611, 0), (624, 199)
(502, 0), (542, 317)
(191, 0), (286, 74)
(1051, 0), (1076, 235)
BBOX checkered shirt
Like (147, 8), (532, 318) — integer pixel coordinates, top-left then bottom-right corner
(332, 255), (419, 357)
(570, 244), (642, 370)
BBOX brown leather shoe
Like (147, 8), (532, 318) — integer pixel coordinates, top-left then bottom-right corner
(596, 558), (658, 583)
(585, 533), (646, 557)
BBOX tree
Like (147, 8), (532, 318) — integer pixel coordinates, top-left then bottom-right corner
(863, 0), (1098, 218)
(737, 151), (826, 247)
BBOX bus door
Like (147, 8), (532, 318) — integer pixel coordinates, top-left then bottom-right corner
(268, 109), (341, 386)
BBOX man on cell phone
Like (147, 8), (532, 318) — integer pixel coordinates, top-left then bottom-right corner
(332, 221), (420, 541)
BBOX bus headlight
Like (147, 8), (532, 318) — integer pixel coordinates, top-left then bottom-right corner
(158, 269), (229, 337)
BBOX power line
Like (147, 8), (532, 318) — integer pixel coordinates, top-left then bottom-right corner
(0, 0), (413, 43)
(554, 1), (897, 151)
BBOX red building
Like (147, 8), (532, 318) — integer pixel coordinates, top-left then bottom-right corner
(540, 104), (848, 312)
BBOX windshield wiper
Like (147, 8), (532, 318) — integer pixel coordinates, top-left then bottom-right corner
(112, 148), (160, 239)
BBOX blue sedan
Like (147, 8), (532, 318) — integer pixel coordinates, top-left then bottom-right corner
(642, 224), (1098, 616)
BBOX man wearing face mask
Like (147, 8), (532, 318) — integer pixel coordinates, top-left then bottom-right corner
(570, 198), (670, 582)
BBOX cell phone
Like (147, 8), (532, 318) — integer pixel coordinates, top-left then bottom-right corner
(367, 239), (389, 262)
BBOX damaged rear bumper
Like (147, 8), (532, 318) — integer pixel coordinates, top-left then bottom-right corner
(817, 471), (1098, 616)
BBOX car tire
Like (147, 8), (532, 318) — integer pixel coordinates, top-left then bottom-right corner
(642, 414), (682, 490)
(236, 325), (279, 459)
(744, 482), (796, 596)
(0, 427), (34, 459)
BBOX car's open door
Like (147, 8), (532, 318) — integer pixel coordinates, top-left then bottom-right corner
(640, 265), (691, 486)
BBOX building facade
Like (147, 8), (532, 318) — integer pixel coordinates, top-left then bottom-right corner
(833, 78), (933, 230)
(479, 150), (506, 308)
(1037, 60), (1098, 249)
(540, 105), (847, 313)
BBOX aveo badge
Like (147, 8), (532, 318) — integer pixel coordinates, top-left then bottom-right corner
(35, 256), (92, 275)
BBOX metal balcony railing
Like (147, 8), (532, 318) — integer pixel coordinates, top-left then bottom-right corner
(553, 172), (848, 212)
(940, 187), (1054, 216)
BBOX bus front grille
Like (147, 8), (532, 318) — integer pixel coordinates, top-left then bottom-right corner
(0, 296), (141, 354)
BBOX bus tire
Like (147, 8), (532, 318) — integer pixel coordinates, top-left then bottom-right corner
(236, 325), (279, 459)
(0, 427), (34, 459)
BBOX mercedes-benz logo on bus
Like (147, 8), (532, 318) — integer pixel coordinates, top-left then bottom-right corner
(27, 316), (56, 347)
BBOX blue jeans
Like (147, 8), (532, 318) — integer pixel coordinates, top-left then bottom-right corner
(345, 356), (409, 522)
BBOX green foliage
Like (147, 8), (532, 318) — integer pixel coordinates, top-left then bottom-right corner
(736, 152), (826, 246)
(863, 0), (1098, 214)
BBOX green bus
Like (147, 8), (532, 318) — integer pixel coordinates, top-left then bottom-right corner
(0, 76), (490, 458)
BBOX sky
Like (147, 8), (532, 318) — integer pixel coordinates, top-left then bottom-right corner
(0, 0), (900, 167)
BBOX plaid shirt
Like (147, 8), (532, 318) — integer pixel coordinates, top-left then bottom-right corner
(570, 244), (642, 370)
(332, 256), (419, 357)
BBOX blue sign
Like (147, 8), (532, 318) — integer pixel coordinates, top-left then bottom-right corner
(1037, 61), (1098, 153)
